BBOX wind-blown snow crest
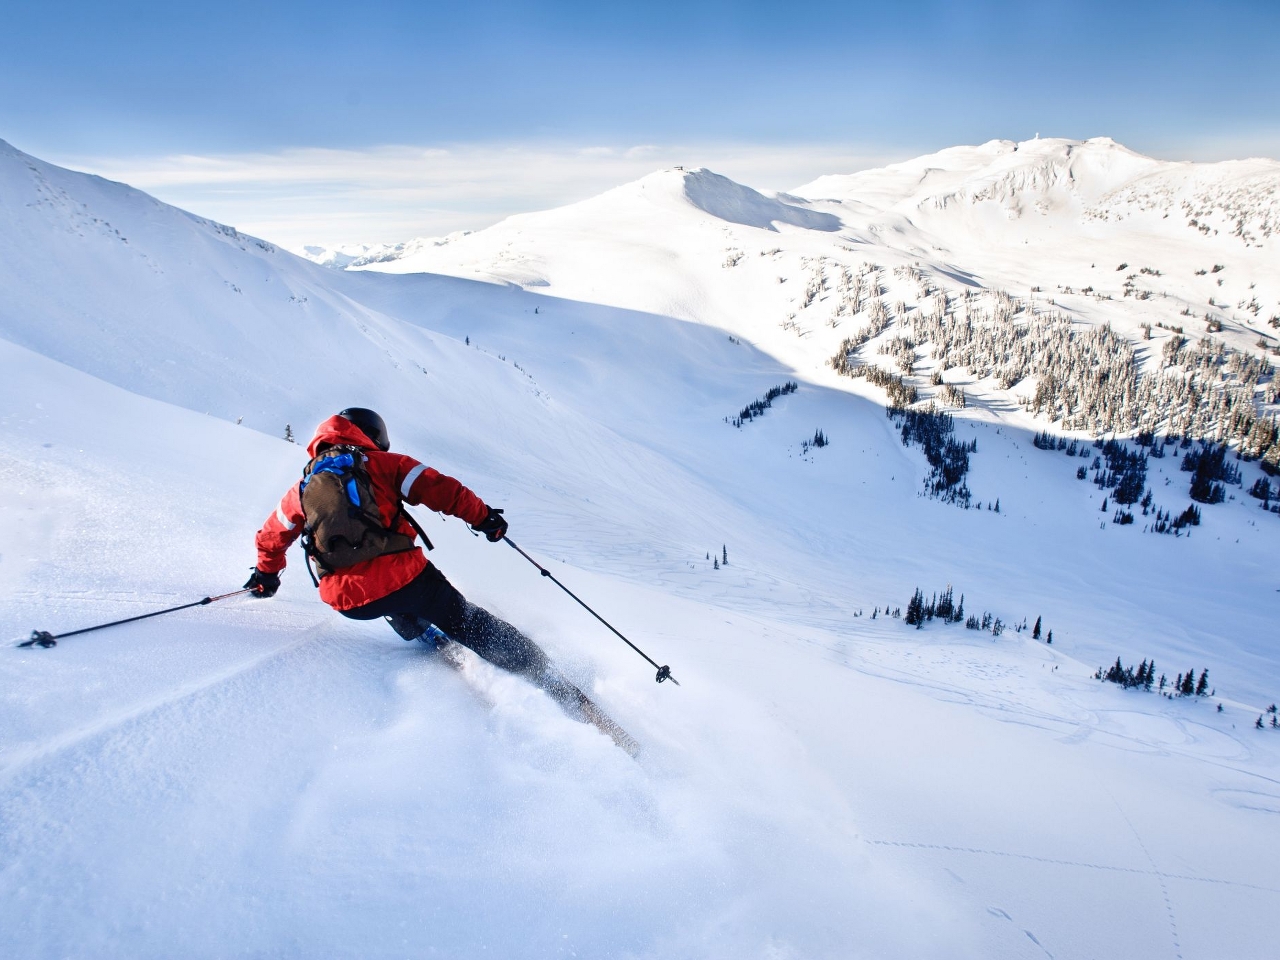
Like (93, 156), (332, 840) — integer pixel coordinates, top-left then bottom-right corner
(676, 167), (841, 231)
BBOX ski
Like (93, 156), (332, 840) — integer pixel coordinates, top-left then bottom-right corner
(563, 684), (642, 759)
(422, 627), (640, 758)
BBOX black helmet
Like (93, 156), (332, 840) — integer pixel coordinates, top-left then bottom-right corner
(337, 407), (390, 451)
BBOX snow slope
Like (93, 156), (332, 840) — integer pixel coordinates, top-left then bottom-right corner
(2, 139), (1279, 959)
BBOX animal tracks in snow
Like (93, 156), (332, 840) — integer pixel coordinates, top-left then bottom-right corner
(865, 839), (1280, 894)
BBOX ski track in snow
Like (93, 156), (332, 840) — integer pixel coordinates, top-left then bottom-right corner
(865, 838), (1280, 894)
(0, 625), (320, 781)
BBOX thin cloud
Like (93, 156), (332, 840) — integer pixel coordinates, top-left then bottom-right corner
(1139, 128), (1280, 165)
(53, 141), (907, 250)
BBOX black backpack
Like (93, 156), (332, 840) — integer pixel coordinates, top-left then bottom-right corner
(298, 445), (431, 582)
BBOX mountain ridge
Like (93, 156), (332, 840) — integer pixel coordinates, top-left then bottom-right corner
(315, 137), (1277, 462)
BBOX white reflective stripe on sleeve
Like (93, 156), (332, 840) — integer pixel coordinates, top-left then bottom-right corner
(275, 501), (297, 531)
(401, 463), (428, 499)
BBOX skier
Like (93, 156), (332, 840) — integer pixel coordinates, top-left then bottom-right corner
(245, 407), (590, 718)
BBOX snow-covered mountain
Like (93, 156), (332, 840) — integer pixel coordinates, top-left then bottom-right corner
(297, 233), (477, 270)
(334, 140), (1274, 413)
(2, 137), (1278, 960)
(799, 136), (1279, 247)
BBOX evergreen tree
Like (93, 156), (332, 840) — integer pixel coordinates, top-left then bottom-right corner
(1158, 674), (1166, 692)
(1174, 673), (1183, 695)
(1045, 629), (1052, 644)
(1189, 444), (1228, 504)
(1180, 670), (1196, 696)
(284, 423), (295, 443)
(1258, 716), (1266, 729)
(1144, 662), (1155, 691)
(1195, 669), (1209, 697)
(713, 557), (719, 569)
(722, 545), (728, 565)
(905, 589), (924, 626)
(935, 586), (953, 621)
(1032, 616), (1042, 640)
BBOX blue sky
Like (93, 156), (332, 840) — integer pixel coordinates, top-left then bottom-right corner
(3, 0), (1277, 246)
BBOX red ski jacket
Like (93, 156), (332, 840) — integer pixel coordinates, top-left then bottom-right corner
(254, 416), (491, 610)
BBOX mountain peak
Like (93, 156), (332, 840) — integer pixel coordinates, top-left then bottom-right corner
(609, 165), (840, 232)
(793, 136), (1167, 211)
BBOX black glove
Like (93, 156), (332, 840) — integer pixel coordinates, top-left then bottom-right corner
(472, 507), (508, 542)
(244, 567), (281, 598)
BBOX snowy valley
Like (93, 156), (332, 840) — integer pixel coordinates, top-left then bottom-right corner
(2, 135), (1279, 959)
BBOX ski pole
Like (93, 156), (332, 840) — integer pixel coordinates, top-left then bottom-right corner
(501, 537), (679, 685)
(17, 589), (256, 649)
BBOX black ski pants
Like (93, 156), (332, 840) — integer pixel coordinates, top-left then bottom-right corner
(339, 563), (552, 682)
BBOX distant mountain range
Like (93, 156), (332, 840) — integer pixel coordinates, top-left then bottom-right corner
(299, 137), (1279, 458)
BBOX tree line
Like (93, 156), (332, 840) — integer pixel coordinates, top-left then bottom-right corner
(824, 280), (1278, 473)
(1096, 657), (1212, 698)
(726, 381), (798, 427)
